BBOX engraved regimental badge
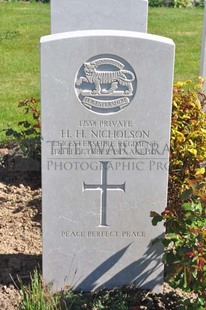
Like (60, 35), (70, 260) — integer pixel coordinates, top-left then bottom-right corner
(75, 55), (137, 114)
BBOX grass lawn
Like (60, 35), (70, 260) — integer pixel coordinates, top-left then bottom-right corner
(0, 3), (204, 142)
(148, 7), (204, 81)
(0, 2), (50, 143)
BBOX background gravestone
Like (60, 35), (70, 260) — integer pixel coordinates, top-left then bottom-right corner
(51, 0), (148, 33)
(200, 2), (206, 77)
(41, 30), (175, 292)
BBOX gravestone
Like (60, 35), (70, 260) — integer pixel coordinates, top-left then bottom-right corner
(51, 0), (148, 33)
(200, 3), (206, 77)
(41, 30), (175, 292)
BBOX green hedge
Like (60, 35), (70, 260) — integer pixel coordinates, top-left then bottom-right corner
(149, 0), (204, 7)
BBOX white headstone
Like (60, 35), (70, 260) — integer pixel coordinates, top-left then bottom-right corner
(51, 0), (148, 33)
(41, 30), (175, 293)
(200, 3), (206, 77)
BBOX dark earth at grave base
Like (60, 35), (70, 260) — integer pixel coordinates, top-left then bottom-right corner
(0, 148), (195, 309)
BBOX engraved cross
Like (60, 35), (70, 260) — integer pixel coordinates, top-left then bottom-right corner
(83, 161), (126, 227)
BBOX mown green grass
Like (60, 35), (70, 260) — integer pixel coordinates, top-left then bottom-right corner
(0, 4), (204, 142)
(148, 7), (204, 81)
(0, 2), (50, 143)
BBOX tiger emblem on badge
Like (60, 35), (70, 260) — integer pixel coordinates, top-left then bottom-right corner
(75, 55), (137, 114)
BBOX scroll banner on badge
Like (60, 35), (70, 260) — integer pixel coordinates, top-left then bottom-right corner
(83, 97), (130, 110)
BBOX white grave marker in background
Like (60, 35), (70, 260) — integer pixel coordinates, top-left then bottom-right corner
(51, 0), (148, 33)
(200, 3), (206, 77)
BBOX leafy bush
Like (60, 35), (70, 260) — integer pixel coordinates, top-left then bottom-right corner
(149, 0), (164, 7)
(148, 0), (204, 6)
(151, 184), (206, 309)
(193, 0), (204, 6)
(173, 0), (193, 7)
(170, 79), (206, 192)
(151, 79), (206, 309)
(2, 98), (41, 166)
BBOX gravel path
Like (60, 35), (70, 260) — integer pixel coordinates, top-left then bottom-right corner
(0, 150), (41, 309)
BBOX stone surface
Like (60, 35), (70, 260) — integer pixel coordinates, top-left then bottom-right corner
(200, 5), (206, 77)
(41, 30), (175, 292)
(51, 0), (148, 33)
